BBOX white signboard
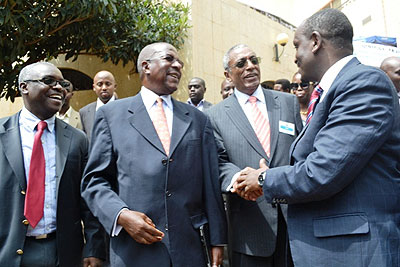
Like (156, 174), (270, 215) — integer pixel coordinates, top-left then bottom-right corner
(353, 41), (400, 67)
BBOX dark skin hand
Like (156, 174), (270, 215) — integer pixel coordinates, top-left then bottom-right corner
(211, 246), (224, 267)
(117, 210), (164, 244)
(83, 257), (103, 267)
(232, 159), (269, 201)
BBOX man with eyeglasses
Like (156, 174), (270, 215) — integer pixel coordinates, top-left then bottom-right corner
(79, 70), (118, 142)
(290, 72), (313, 125)
(81, 42), (227, 267)
(0, 62), (105, 266)
(206, 44), (302, 267)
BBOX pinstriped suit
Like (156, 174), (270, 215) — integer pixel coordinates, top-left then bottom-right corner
(206, 88), (302, 262)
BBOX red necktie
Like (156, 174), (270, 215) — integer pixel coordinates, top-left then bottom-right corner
(24, 121), (47, 228)
(305, 85), (324, 125)
(152, 98), (171, 155)
(248, 96), (271, 157)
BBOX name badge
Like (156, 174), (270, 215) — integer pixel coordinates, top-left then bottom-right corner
(279, 121), (295, 136)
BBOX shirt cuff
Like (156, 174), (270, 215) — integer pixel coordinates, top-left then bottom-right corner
(111, 208), (129, 237)
(226, 172), (240, 192)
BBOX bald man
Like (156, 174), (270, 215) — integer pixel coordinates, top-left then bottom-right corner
(380, 56), (400, 103)
(220, 79), (234, 100)
(79, 70), (118, 141)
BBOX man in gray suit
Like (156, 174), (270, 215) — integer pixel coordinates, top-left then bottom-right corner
(187, 77), (213, 111)
(206, 44), (302, 267)
(0, 62), (105, 266)
(79, 70), (117, 141)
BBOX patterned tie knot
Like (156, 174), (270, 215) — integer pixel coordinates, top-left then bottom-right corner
(306, 84), (324, 125)
(156, 97), (163, 106)
(248, 96), (258, 104)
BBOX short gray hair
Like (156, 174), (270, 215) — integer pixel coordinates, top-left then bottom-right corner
(223, 44), (249, 72)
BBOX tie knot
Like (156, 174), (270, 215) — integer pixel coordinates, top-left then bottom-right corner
(248, 96), (258, 104)
(315, 84), (323, 95)
(37, 121), (47, 132)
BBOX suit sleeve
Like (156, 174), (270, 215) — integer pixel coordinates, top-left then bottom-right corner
(81, 108), (128, 235)
(77, 132), (107, 260)
(202, 117), (228, 246)
(264, 69), (396, 203)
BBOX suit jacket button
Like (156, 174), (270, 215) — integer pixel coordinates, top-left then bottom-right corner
(162, 159), (168, 166)
(169, 158), (173, 162)
(22, 219), (29, 225)
(16, 249), (23, 255)
(166, 191), (171, 197)
(21, 190), (26, 195)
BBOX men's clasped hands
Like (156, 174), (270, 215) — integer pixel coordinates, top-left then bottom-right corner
(232, 158), (268, 201)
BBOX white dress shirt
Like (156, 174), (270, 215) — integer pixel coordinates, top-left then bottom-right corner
(227, 85), (269, 191)
(96, 95), (116, 111)
(187, 98), (205, 111)
(19, 107), (57, 236)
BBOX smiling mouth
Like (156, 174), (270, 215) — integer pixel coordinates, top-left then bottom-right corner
(49, 94), (63, 101)
(168, 72), (181, 80)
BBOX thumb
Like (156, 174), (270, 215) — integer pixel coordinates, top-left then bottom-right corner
(259, 158), (268, 168)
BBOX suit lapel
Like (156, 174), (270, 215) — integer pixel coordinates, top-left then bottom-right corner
(55, 119), (72, 198)
(128, 95), (167, 155)
(225, 95), (269, 161)
(169, 100), (192, 156)
(264, 89), (280, 162)
(0, 113), (27, 190)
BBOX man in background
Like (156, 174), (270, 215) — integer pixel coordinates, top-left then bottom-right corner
(56, 80), (82, 129)
(79, 70), (117, 140)
(380, 56), (400, 103)
(0, 62), (105, 266)
(273, 79), (291, 93)
(220, 79), (235, 100)
(187, 77), (213, 111)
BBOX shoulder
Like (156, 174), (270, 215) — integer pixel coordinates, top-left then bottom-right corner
(56, 119), (86, 139)
(79, 101), (96, 113)
(0, 113), (19, 131)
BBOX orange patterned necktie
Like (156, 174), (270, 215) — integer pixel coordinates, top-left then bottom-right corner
(248, 96), (271, 157)
(152, 98), (171, 155)
(24, 120), (47, 228)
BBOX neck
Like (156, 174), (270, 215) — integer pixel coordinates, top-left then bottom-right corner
(59, 105), (69, 115)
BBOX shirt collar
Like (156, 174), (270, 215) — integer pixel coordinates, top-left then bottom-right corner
(96, 95), (116, 110)
(140, 86), (173, 110)
(187, 98), (204, 107)
(319, 55), (354, 101)
(234, 84), (265, 105)
(20, 107), (56, 133)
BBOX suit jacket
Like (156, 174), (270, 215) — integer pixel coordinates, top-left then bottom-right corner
(203, 100), (213, 111)
(79, 101), (97, 140)
(81, 94), (227, 267)
(57, 107), (82, 130)
(264, 58), (400, 266)
(0, 113), (105, 267)
(205, 88), (302, 257)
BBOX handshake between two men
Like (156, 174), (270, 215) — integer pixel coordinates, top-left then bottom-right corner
(231, 158), (269, 202)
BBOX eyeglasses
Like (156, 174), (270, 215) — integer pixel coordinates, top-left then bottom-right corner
(147, 54), (184, 68)
(231, 56), (261, 69)
(290, 82), (310, 90)
(24, 77), (71, 88)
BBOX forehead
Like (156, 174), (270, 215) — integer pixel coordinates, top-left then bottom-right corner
(94, 72), (115, 83)
(189, 78), (202, 85)
(30, 64), (62, 79)
(222, 80), (234, 88)
(152, 44), (178, 57)
(229, 47), (256, 62)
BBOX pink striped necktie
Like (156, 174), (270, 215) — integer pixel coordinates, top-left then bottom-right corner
(248, 96), (271, 157)
(153, 98), (171, 155)
(24, 120), (47, 228)
(305, 85), (324, 125)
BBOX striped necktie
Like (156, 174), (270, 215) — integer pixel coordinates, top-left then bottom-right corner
(152, 98), (171, 155)
(248, 96), (271, 157)
(305, 85), (323, 125)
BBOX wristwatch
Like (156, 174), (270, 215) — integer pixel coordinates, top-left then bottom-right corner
(258, 171), (266, 187)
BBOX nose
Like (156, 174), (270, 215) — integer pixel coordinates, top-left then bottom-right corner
(172, 59), (183, 69)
